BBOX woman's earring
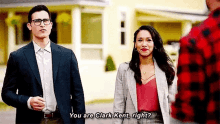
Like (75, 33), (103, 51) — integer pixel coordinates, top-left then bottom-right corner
(135, 62), (138, 67)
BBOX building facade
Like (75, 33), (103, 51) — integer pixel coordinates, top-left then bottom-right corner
(0, 0), (207, 101)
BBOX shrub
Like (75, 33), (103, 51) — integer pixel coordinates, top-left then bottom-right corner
(105, 55), (116, 72)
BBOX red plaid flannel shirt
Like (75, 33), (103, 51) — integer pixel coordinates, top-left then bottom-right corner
(171, 8), (220, 124)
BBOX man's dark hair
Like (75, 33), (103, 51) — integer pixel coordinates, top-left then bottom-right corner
(28, 5), (51, 23)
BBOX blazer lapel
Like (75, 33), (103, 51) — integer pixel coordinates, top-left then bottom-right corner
(51, 42), (61, 83)
(154, 59), (166, 112)
(23, 42), (42, 87)
(127, 68), (138, 112)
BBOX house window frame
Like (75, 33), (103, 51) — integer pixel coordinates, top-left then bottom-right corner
(118, 6), (129, 48)
(15, 21), (31, 50)
(80, 8), (105, 64)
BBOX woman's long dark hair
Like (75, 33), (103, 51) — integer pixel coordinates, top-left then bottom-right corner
(129, 25), (175, 86)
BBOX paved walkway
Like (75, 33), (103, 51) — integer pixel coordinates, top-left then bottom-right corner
(0, 103), (113, 124)
(0, 109), (16, 124)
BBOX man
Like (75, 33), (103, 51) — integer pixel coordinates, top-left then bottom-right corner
(1, 5), (85, 124)
(171, 0), (220, 124)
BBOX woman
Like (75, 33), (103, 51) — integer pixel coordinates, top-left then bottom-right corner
(113, 25), (177, 124)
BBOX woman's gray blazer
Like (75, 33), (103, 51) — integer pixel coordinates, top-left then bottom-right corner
(113, 60), (177, 124)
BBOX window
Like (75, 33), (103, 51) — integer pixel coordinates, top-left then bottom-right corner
(120, 12), (126, 45)
(22, 23), (31, 41)
(81, 12), (103, 60)
(50, 13), (57, 44)
(16, 23), (30, 45)
(14, 13), (31, 45)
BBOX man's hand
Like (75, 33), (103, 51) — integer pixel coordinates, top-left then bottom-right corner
(30, 96), (45, 111)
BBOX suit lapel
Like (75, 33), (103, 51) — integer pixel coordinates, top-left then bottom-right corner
(51, 42), (61, 83)
(127, 68), (138, 112)
(23, 42), (42, 87)
(154, 59), (166, 112)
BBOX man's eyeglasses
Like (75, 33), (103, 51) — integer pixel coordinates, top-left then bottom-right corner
(31, 19), (51, 26)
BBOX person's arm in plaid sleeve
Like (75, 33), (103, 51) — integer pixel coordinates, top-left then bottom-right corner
(171, 33), (207, 123)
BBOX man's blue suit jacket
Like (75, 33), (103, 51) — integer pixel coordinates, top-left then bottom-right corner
(1, 42), (85, 124)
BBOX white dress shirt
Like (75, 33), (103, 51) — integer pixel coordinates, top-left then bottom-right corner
(27, 41), (57, 113)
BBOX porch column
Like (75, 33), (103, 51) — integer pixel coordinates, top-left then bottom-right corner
(71, 6), (81, 62)
(181, 21), (192, 37)
(7, 11), (16, 58)
(102, 8), (107, 61)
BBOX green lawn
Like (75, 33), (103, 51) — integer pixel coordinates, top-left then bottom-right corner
(0, 102), (13, 111)
(86, 98), (114, 105)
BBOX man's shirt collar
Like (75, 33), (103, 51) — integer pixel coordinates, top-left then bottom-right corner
(33, 41), (51, 53)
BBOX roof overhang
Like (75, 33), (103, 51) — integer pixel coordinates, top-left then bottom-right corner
(136, 9), (208, 23)
(0, 0), (109, 8)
